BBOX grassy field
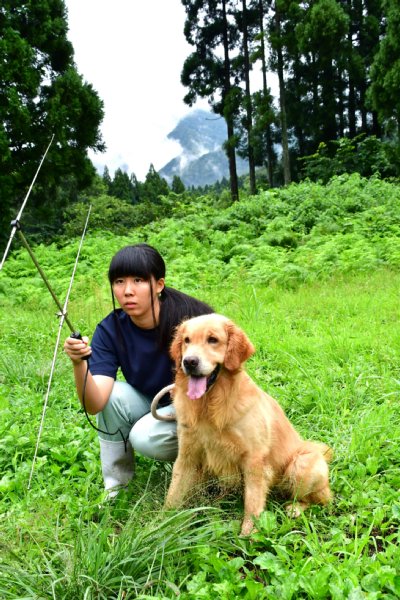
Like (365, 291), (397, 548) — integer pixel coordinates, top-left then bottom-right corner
(1, 175), (400, 597)
(1, 264), (399, 598)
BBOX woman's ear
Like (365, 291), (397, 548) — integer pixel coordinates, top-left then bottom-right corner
(224, 321), (255, 371)
(170, 324), (184, 370)
(155, 277), (165, 295)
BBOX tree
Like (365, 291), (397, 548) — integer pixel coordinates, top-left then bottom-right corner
(181, 0), (240, 201)
(270, 0), (292, 184)
(368, 0), (400, 134)
(171, 175), (186, 194)
(102, 166), (112, 193)
(141, 164), (170, 204)
(0, 0), (104, 246)
(295, 0), (349, 144)
(130, 173), (142, 204)
(343, 0), (382, 137)
(251, 0), (276, 186)
(235, 0), (257, 194)
(109, 168), (135, 202)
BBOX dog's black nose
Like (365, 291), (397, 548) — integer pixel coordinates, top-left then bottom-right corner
(183, 356), (199, 372)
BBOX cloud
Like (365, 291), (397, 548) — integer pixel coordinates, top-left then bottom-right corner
(65, 0), (203, 180)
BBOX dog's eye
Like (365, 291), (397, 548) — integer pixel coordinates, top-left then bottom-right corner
(207, 336), (218, 344)
(184, 337), (190, 344)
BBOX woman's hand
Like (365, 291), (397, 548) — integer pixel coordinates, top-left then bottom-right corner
(64, 335), (91, 364)
(63, 335), (112, 413)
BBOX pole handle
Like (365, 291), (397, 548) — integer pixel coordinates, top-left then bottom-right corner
(70, 331), (90, 361)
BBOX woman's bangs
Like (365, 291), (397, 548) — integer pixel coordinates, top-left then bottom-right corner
(108, 248), (152, 283)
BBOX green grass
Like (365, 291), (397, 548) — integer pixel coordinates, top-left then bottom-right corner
(1, 174), (400, 598)
(1, 267), (399, 598)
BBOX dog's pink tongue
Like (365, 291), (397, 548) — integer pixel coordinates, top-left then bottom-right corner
(187, 376), (207, 400)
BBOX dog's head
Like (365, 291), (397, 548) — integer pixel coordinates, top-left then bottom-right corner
(170, 313), (255, 399)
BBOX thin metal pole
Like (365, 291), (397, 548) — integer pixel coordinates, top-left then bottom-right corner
(0, 134), (54, 271)
(27, 205), (92, 489)
(27, 314), (66, 490)
(62, 205), (92, 318)
(16, 228), (75, 332)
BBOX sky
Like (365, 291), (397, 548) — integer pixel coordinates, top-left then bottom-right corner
(65, 0), (207, 181)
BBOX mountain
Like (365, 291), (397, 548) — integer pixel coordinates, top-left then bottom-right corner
(159, 109), (249, 188)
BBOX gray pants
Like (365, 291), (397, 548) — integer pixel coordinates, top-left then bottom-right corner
(97, 380), (178, 461)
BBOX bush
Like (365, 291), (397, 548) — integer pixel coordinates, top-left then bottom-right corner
(299, 135), (400, 183)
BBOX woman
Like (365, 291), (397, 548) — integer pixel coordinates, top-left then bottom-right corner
(64, 243), (213, 496)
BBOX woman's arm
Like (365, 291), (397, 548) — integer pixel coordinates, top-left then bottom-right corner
(64, 335), (114, 414)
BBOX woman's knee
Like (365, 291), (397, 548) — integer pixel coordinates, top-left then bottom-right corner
(98, 381), (150, 440)
(129, 413), (178, 461)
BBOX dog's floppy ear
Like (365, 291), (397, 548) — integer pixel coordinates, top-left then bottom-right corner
(169, 323), (185, 370)
(224, 321), (255, 371)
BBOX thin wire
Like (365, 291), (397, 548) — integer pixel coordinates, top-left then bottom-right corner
(0, 134), (55, 271)
(28, 205), (91, 489)
(80, 360), (130, 450)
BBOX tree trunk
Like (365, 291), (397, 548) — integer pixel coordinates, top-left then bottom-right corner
(337, 71), (345, 138)
(321, 60), (338, 141)
(259, 0), (274, 186)
(242, 0), (257, 194)
(222, 0), (239, 201)
(275, 2), (291, 185)
(347, 0), (357, 138)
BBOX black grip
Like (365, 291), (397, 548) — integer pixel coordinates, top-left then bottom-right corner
(70, 331), (90, 361)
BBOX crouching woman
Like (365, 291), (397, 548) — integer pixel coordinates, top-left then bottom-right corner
(64, 243), (213, 496)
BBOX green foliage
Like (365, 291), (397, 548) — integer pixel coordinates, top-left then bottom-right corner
(63, 196), (142, 237)
(171, 175), (186, 194)
(0, 268), (399, 597)
(1, 178), (400, 596)
(98, 164), (170, 209)
(0, 0), (104, 246)
(300, 136), (400, 183)
(140, 164), (170, 204)
(368, 0), (400, 131)
(3, 175), (400, 296)
(108, 168), (136, 202)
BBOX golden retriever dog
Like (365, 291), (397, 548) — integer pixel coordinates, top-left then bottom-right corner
(165, 313), (332, 536)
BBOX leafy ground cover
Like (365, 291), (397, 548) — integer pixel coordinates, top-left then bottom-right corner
(0, 176), (399, 598)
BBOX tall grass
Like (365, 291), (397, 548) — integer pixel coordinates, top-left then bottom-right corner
(0, 504), (234, 599)
(1, 177), (400, 597)
(1, 268), (399, 598)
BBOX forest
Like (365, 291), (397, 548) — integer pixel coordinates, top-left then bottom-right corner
(1, 0), (400, 247)
(1, 1), (400, 598)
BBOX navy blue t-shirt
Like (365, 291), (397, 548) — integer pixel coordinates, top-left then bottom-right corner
(89, 309), (174, 401)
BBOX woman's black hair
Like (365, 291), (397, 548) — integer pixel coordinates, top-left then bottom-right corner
(108, 243), (214, 352)
(108, 243), (166, 284)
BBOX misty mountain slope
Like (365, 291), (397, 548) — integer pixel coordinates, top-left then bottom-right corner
(159, 109), (248, 187)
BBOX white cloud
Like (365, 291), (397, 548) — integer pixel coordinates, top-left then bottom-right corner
(65, 0), (205, 180)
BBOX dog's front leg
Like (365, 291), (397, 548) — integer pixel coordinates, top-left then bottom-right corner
(241, 458), (272, 536)
(165, 456), (203, 508)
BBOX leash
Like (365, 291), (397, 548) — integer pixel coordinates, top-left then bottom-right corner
(80, 359), (130, 451)
(151, 384), (176, 422)
(150, 365), (221, 422)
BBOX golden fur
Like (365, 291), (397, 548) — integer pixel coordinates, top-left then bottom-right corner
(165, 313), (332, 536)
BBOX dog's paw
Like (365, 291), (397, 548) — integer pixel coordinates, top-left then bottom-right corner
(240, 516), (257, 537)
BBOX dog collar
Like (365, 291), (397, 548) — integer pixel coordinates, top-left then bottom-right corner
(206, 365), (221, 392)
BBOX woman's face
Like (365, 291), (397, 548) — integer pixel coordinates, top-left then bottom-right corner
(112, 275), (164, 328)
